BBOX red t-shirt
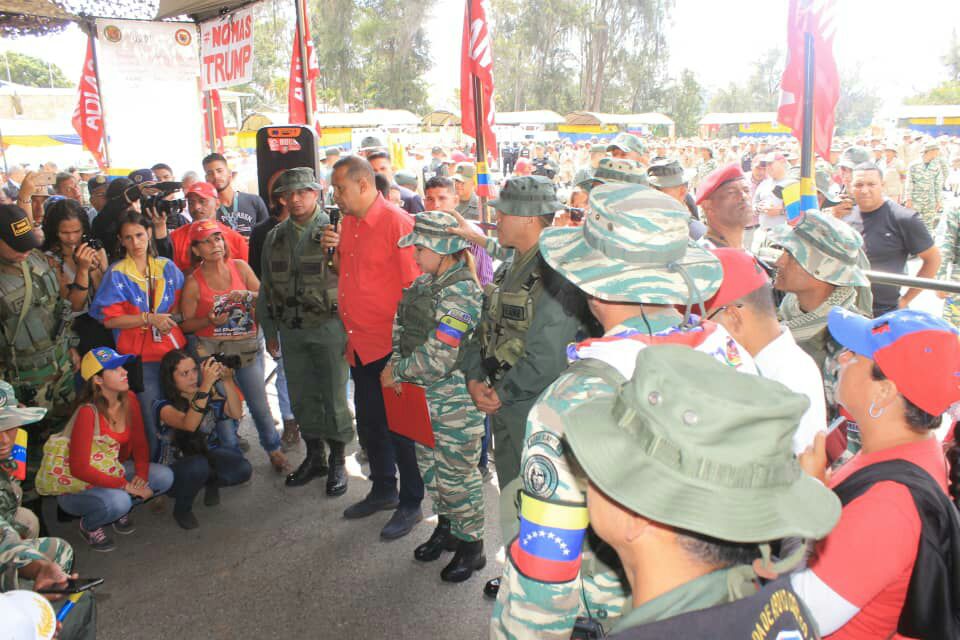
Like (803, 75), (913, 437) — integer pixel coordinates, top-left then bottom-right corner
(337, 195), (420, 366)
(192, 260), (257, 339)
(170, 221), (249, 274)
(68, 394), (151, 489)
(809, 436), (948, 640)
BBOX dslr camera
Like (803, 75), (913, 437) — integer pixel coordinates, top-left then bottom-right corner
(79, 234), (104, 251)
(211, 353), (242, 370)
(140, 181), (185, 217)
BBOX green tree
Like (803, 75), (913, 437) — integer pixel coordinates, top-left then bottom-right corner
(0, 51), (70, 88)
(906, 81), (960, 105)
(665, 69), (704, 136)
(706, 47), (782, 113)
(943, 28), (960, 82)
(312, 0), (360, 110)
(834, 67), (881, 135)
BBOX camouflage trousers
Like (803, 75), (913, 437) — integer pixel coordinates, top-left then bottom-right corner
(918, 207), (942, 234)
(1, 535), (74, 592)
(943, 294), (960, 328)
(417, 374), (486, 542)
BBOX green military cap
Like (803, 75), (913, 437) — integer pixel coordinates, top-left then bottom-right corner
(607, 132), (646, 155)
(272, 167), (322, 193)
(453, 162), (476, 181)
(562, 345), (841, 542)
(589, 143), (608, 154)
(768, 212), (870, 287)
(394, 170), (418, 188)
(646, 158), (686, 188)
(359, 135), (385, 152)
(488, 175), (562, 217)
(578, 157), (649, 192)
(398, 210), (472, 255)
(837, 145), (871, 169)
(539, 183), (721, 304)
(0, 379), (46, 432)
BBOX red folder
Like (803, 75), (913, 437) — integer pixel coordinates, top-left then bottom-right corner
(383, 382), (435, 448)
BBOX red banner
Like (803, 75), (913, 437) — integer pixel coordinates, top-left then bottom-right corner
(72, 35), (107, 169)
(777, 0), (840, 161)
(460, 0), (497, 181)
(288, 17), (320, 125)
(202, 89), (226, 154)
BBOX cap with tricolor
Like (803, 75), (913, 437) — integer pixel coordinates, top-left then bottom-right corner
(80, 347), (135, 381)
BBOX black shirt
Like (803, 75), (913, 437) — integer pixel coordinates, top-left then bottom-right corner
(856, 199), (934, 312)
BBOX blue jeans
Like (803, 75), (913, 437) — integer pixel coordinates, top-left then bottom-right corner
(137, 361), (163, 462)
(234, 352), (282, 454)
(271, 345), (294, 421)
(170, 448), (252, 513)
(57, 461), (174, 530)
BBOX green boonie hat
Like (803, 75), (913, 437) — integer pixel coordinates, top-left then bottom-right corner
(578, 158), (649, 192)
(397, 211), (471, 255)
(539, 183), (721, 304)
(488, 175), (562, 217)
(647, 159), (686, 188)
(589, 143), (608, 154)
(394, 170), (418, 188)
(768, 212), (869, 287)
(360, 135), (385, 152)
(0, 379), (46, 432)
(454, 162), (476, 180)
(607, 132), (646, 155)
(837, 145), (871, 169)
(563, 345), (841, 542)
(272, 167), (322, 193)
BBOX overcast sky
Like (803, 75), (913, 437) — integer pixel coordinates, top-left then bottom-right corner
(3, 0), (958, 114)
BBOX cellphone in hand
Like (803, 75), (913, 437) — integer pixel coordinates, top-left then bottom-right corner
(36, 577), (104, 594)
(33, 171), (57, 188)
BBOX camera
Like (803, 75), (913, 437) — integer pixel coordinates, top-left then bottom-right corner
(79, 234), (103, 251)
(211, 353), (241, 369)
(140, 181), (184, 217)
(565, 207), (585, 223)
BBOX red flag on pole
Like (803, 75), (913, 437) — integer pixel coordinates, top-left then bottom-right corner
(202, 90), (226, 154)
(460, 0), (497, 196)
(72, 35), (107, 169)
(777, 0), (840, 161)
(288, 21), (319, 125)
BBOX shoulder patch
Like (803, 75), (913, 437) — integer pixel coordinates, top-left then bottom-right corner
(526, 431), (563, 457)
(436, 312), (469, 347)
(523, 454), (559, 499)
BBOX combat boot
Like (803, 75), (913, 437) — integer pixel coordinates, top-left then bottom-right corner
(414, 515), (458, 562)
(440, 539), (486, 583)
(285, 438), (328, 487)
(325, 440), (348, 497)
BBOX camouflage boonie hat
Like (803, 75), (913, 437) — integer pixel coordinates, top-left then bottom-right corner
(562, 345), (841, 542)
(272, 167), (322, 193)
(0, 379), (46, 432)
(359, 135), (386, 153)
(589, 143), (608, 154)
(768, 212), (869, 287)
(539, 183), (721, 304)
(837, 145), (871, 169)
(398, 211), (472, 255)
(923, 139), (940, 153)
(488, 175), (562, 217)
(607, 132), (646, 155)
(647, 159), (686, 188)
(577, 158), (649, 192)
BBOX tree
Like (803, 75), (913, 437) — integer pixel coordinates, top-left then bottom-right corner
(834, 67), (881, 135)
(665, 69), (704, 137)
(943, 28), (960, 82)
(0, 51), (70, 88)
(706, 47), (782, 113)
(906, 81), (960, 106)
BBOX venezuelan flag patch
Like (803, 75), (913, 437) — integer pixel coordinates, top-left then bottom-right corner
(509, 493), (588, 583)
(12, 428), (27, 481)
(435, 311), (471, 348)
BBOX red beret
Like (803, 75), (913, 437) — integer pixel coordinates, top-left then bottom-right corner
(703, 248), (770, 316)
(695, 163), (746, 205)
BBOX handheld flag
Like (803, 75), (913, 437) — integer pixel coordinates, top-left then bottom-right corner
(72, 35), (107, 169)
(12, 428), (27, 481)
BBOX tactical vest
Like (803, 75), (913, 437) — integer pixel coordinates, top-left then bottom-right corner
(397, 264), (475, 357)
(263, 209), (338, 329)
(479, 251), (544, 381)
(0, 252), (69, 376)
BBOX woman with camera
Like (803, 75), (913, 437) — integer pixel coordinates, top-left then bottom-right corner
(179, 220), (288, 472)
(156, 349), (252, 530)
(90, 210), (186, 461)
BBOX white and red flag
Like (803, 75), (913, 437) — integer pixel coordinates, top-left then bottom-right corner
(288, 17), (320, 125)
(72, 35), (107, 169)
(460, 0), (497, 195)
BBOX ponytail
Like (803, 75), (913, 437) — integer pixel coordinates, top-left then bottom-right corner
(454, 248), (480, 287)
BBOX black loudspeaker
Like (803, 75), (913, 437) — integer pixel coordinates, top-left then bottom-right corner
(255, 125), (319, 204)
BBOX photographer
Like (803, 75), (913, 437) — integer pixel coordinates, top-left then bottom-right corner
(156, 350), (251, 530)
(91, 178), (139, 262)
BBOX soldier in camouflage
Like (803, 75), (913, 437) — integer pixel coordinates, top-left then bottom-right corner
(769, 212), (873, 415)
(693, 145), (718, 190)
(492, 183), (760, 639)
(576, 157), (649, 194)
(381, 211), (486, 583)
(605, 134), (648, 166)
(936, 199), (960, 327)
(905, 140), (946, 231)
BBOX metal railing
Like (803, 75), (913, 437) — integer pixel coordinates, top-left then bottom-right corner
(864, 270), (960, 295)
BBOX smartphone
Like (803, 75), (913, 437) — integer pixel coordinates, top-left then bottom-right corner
(36, 577), (104, 594)
(34, 171), (56, 188)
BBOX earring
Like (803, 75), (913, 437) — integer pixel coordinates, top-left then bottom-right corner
(868, 401), (884, 419)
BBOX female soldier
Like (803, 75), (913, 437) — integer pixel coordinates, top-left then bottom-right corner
(380, 211), (486, 583)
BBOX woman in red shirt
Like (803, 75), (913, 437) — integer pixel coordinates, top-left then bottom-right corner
(57, 348), (174, 552)
(792, 308), (960, 639)
(179, 220), (287, 472)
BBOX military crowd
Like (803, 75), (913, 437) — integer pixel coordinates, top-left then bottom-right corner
(1, 128), (960, 639)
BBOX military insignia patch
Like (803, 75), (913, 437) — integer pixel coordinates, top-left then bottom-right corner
(436, 312), (469, 347)
(523, 454), (559, 499)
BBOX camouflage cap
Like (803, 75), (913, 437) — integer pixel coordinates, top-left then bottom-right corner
(647, 158), (686, 188)
(454, 162), (476, 180)
(589, 143), (608, 154)
(577, 157), (649, 192)
(607, 132), (646, 155)
(272, 167), (322, 193)
(539, 183), (721, 304)
(923, 139), (941, 153)
(0, 379), (46, 432)
(562, 345), (841, 542)
(837, 145), (871, 169)
(397, 211), (472, 255)
(768, 212), (870, 287)
(488, 175), (562, 217)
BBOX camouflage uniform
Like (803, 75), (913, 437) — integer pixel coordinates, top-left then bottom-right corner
(493, 185), (760, 639)
(906, 154), (945, 230)
(937, 201), (960, 327)
(694, 158), (717, 190)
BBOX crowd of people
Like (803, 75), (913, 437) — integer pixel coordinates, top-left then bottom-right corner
(1, 127), (960, 639)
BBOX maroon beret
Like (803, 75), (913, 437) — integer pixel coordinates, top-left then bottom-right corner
(695, 163), (746, 205)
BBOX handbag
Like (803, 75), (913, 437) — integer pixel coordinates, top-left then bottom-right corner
(35, 403), (125, 496)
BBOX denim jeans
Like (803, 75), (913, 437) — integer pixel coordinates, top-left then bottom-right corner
(57, 461), (174, 530)
(170, 448), (252, 513)
(137, 361), (163, 462)
(234, 353), (281, 454)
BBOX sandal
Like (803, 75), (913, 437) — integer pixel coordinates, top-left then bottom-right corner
(269, 449), (289, 473)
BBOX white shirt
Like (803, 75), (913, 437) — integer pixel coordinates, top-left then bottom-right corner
(753, 326), (827, 454)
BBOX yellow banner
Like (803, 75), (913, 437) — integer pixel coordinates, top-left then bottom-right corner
(558, 124), (619, 134)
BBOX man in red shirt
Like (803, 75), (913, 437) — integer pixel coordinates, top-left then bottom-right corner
(169, 182), (248, 274)
(321, 155), (425, 540)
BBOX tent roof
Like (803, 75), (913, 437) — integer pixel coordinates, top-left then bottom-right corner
(422, 110), (460, 126)
(699, 112), (779, 126)
(314, 109), (421, 128)
(894, 105), (960, 120)
(496, 110), (564, 126)
(564, 111), (674, 127)
(155, 0), (256, 21)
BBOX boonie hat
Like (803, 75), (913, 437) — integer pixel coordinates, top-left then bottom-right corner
(923, 139), (941, 153)
(0, 379), (46, 432)
(488, 175), (561, 217)
(272, 167), (321, 194)
(0, 205), (40, 252)
(647, 159), (686, 189)
(80, 347), (134, 381)
(588, 157), (649, 189)
(397, 211), (471, 255)
(539, 183), (721, 304)
(703, 249), (770, 316)
(563, 345), (841, 542)
(606, 132), (646, 155)
(185, 181), (218, 200)
(768, 212), (869, 287)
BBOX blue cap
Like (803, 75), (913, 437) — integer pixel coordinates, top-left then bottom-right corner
(80, 347), (134, 381)
(128, 169), (156, 185)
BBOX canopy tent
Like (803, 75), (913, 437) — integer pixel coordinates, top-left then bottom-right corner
(565, 111), (674, 128)
(892, 105), (960, 138)
(155, 0), (255, 21)
(698, 112), (780, 126)
(422, 110), (460, 127)
(496, 110), (564, 126)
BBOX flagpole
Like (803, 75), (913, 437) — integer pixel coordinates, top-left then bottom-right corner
(85, 22), (110, 168)
(294, 0), (314, 128)
(205, 91), (218, 154)
(467, 0), (489, 226)
(800, 31), (815, 195)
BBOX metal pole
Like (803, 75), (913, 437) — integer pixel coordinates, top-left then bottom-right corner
(86, 24), (111, 167)
(800, 32), (815, 181)
(863, 270), (960, 295)
(0, 125), (8, 174)
(294, 0), (314, 128)
(467, 0), (489, 226)
(205, 91), (218, 154)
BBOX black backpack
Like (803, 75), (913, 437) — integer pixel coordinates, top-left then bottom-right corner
(833, 459), (960, 640)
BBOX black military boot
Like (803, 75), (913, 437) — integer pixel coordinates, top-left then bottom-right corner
(285, 438), (328, 487)
(414, 516), (458, 562)
(440, 539), (486, 583)
(325, 440), (348, 497)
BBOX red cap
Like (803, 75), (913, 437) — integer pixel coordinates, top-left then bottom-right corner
(185, 181), (217, 200)
(188, 219), (222, 243)
(451, 151), (468, 163)
(514, 158), (533, 173)
(703, 248), (770, 316)
(695, 163), (746, 205)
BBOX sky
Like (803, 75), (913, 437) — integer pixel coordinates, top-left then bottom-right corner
(2, 0), (959, 114)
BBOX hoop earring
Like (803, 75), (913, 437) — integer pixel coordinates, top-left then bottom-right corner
(868, 402), (884, 419)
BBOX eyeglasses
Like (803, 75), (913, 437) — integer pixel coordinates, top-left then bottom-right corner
(706, 302), (743, 321)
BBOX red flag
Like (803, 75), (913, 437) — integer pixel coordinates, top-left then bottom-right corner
(461, 0), (497, 197)
(202, 89), (226, 154)
(71, 35), (107, 169)
(288, 18), (320, 125)
(777, 0), (840, 161)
